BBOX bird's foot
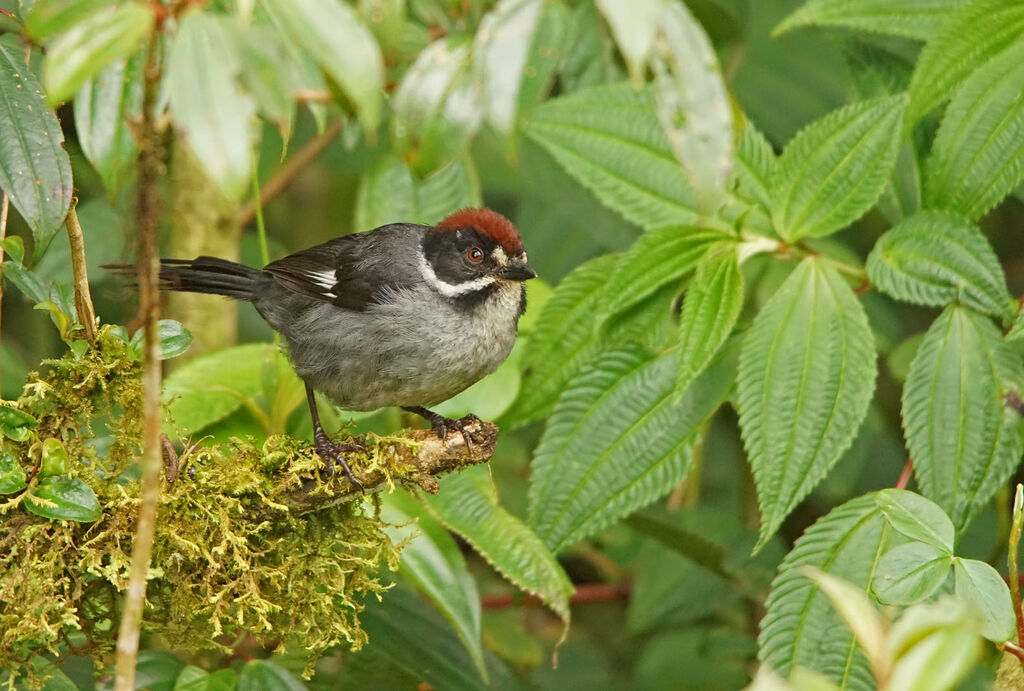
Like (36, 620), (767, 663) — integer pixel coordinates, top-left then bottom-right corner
(405, 407), (481, 452)
(313, 430), (365, 492)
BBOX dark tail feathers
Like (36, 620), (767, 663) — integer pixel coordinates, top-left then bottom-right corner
(106, 257), (262, 300)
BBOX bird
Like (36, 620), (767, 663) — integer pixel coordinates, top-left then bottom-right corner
(149, 207), (535, 491)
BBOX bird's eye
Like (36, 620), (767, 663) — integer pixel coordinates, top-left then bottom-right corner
(467, 248), (484, 263)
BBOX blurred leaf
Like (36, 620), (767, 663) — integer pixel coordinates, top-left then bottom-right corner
(771, 95), (906, 241)
(907, 0), (1024, 122)
(738, 259), (877, 549)
(157, 319), (193, 360)
(887, 602), (981, 691)
(923, 40), (1024, 221)
(173, 666), (237, 691)
(677, 244), (744, 395)
(529, 343), (736, 552)
(560, 1), (623, 93)
(39, 437), (67, 478)
(354, 155), (416, 231)
(0, 403), (37, 441)
(872, 542), (951, 606)
(25, 0), (109, 39)
(759, 493), (900, 688)
(594, 0), (660, 85)
(953, 557), (1015, 643)
(0, 41), (73, 262)
(133, 650), (188, 691)
(168, 11), (256, 200)
(74, 50), (142, 199)
(775, 0), (963, 40)
(1008, 308), (1024, 343)
(874, 489), (954, 553)
(423, 464), (574, 626)
(651, 0), (733, 212)
(358, 0), (405, 58)
(516, 0), (569, 116)
(866, 211), (1012, 321)
(41, 2), (152, 104)
(634, 627), (755, 691)
(260, 0), (384, 132)
(233, 25), (298, 141)
(0, 453), (26, 494)
(383, 491), (487, 681)
(236, 660), (305, 691)
(902, 305), (1024, 531)
(416, 156), (481, 225)
(24, 475), (101, 522)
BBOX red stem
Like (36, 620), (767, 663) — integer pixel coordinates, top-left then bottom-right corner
(894, 459), (913, 490)
(480, 582), (630, 611)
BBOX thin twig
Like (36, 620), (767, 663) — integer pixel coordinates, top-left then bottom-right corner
(114, 34), (164, 691)
(894, 459), (913, 490)
(480, 582), (631, 611)
(0, 193), (9, 395)
(65, 204), (97, 342)
(236, 119), (343, 227)
(999, 641), (1024, 664)
(1009, 485), (1024, 658)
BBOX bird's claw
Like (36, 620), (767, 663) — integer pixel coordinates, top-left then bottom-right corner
(313, 433), (365, 492)
(429, 413), (480, 453)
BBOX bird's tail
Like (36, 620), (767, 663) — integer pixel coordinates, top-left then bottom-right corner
(106, 257), (262, 300)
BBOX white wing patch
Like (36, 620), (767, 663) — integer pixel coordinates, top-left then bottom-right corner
(307, 269), (338, 298)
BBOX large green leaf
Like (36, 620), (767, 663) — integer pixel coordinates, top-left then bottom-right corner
(733, 120), (777, 217)
(23, 475), (101, 522)
(871, 542), (951, 606)
(952, 557), (1015, 643)
(259, 0), (384, 132)
(355, 155), (481, 231)
(0, 41), (73, 262)
(875, 489), (955, 553)
(167, 12), (256, 201)
(25, 0), (112, 39)
(383, 491), (486, 681)
(923, 39), (1024, 221)
(758, 493), (900, 689)
(41, 2), (152, 104)
(907, 0), (1024, 122)
(866, 211), (1012, 321)
(902, 305), (1024, 531)
(74, 50), (142, 199)
(236, 660), (305, 691)
(676, 244), (744, 395)
(737, 258), (877, 549)
(422, 464), (573, 626)
(774, 0), (965, 40)
(529, 343), (737, 553)
(771, 95), (906, 241)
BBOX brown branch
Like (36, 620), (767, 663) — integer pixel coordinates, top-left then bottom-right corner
(480, 582), (631, 611)
(0, 193), (8, 395)
(114, 34), (164, 691)
(65, 204), (97, 343)
(236, 119), (344, 228)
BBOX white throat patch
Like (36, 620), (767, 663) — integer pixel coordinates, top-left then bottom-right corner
(419, 254), (496, 298)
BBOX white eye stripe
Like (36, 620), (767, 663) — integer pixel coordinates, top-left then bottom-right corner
(419, 254), (496, 297)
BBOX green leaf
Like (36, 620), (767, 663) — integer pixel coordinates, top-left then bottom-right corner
(74, 50), (142, 199)
(416, 156), (481, 226)
(236, 660), (306, 691)
(354, 155), (416, 231)
(953, 557), (1015, 643)
(677, 244), (744, 394)
(0, 403), (37, 441)
(41, 2), (152, 104)
(173, 666), (237, 691)
(422, 464), (573, 625)
(775, 0), (964, 40)
(902, 305), (1024, 530)
(24, 475), (101, 522)
(133, 651), (187, 691)
(594, 0), (661, 85)
(733, 119), (778, 216)
(874, 489), (955, 553)
(872, 542), (952, 606)
(597, 227), (728, 325)
(0, 453), (26, 494)
(923, 39), (1024, 221)
(886, 601), (982, 691)
(738, 259), (877, 549)
(383, 491), (487, 682)
(168, 12), (256, 200)
(233, 25), (298, 141)
(26, 0), (110, 39)
(529, 343), (737, 553)
(259, 0), (384, 132)
(907, 0), (1024, 122)
(771, 95), (906, 240)
(866, 211), (1012, 320)
(0, 41), (73, 262)
(759, 493), (898, 688)
(157, 319), (193, 360)
(516, 0), (568, 116)
(1008, 307), (1024, 343)
(39, 437), (68, 478)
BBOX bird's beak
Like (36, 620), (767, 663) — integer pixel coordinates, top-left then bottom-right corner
(497, 258), (537, 282)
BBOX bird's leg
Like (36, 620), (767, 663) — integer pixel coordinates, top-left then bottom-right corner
(403, 406), (480, 452)
(306, 384), (364, 491)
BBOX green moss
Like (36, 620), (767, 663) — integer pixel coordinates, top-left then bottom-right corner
(0, 328), (408, 681)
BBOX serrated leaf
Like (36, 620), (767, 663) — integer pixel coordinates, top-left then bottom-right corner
(775, 0), (964, 41)
(734, 120), (778, 216)
(259, 0), (384, 133)
(772, 95), (906, 240)
(872, 542), (952, 606)
(354, 155), (416, 231)
(416, 156), (481, 225)
(907, 0), (1024, 122)
(236, 660), (305, 691)
(597, 227), (728, 324)
(384, 491), (487, 682)
(903, 305), (1024, 530)
(738, 259), (877, 549)
(651, 0), (734, 212)
(677, 244), (744, 394)
(529, 343), (737, 552)
(952, 557), (1015, 643)
(0, 41), (73, 262)
(167, 12), (256, 201)
(41, 2), (152, 104)
(923, 39), (1024, 221)
(874, 488), (955, 553)
(758, 493), (900, 688)
(1008, 308), (1024, 343)
(74, 49), (142, 199)
(422, 464), (573, 626)
(24, 475), (100, 522)
(866, 211), (1011, 320)
(594, 0), (661, 85)
(0, 453), (26, 494)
